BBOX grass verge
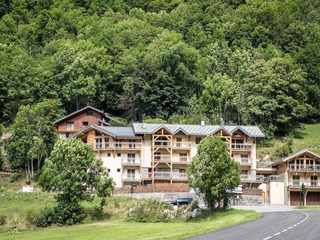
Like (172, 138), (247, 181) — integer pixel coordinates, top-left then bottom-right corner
(0, 209), (260, 240)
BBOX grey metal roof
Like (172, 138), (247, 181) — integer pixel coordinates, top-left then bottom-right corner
(273, 148), (320, 166)
(132, 123), (264, 137)
(70, 124), (136, 138)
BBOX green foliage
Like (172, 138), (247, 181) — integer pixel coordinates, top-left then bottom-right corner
(0, 0), (319, 136)
(38, 138), (114, 225)
(9, 173), (23, 182)
(188, 136), (241, 210)
(6, 100), (63, 177)
(126, 198), (173, 223)
(0, 215), (6, 225)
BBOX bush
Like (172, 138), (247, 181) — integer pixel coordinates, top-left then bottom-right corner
(189, 200), (199, 211)
(0, 215), (6, 225)
(54, 201), (86, 225)
(126, 198), (173, 223)
(10, 173), (23, 182)
(26, 207), (54, 228)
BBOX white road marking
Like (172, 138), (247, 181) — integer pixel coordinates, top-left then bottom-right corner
(262, 212), (309, 240)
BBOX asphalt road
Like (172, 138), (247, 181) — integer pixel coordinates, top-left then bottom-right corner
(183, 210), (320, 240)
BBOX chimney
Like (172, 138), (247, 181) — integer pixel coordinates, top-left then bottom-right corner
(200, 119), (205, 126)
(220, 118), (225, 126)
(142, 121), (146, 129)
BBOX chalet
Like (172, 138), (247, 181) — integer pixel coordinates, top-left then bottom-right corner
(54, 106), (120, 138)
(268, 149), (320, 206)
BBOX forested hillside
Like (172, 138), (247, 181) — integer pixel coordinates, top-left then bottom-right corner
(1, 0), (319, 136)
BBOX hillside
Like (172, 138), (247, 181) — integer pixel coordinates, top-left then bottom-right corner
(0, 0), (319, 137)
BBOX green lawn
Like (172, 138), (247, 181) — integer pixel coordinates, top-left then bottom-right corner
(293, 123), (320, 153)
(0, 209), (260, 240)
(295, 206), (320, 210)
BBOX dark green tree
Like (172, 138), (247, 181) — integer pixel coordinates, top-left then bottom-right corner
(38, 138), (114, 225)
(188, 136), (241, 210)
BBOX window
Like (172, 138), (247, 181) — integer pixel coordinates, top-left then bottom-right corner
(179, 153), (187, 162)
(107, 153), (111, 157)
(86, 111), (93, 116)
(115, 139), (122, 148)
(95, 131), (102, 136)
(129, 139), (135, 149)
(117, 169), (121, 173)
(128, 154), (135, 163)
(176, 137), (182, 147)
(293, 175), (299, 186)
(95, 139), (102, 149)
(195, 137), (202, 144)
(127, 169), (135, 179)
(105, 138), (109, 148)
(241, 154), (249, 164)
(117, 153), (121, 157)
(66, 122), (74, 131)
(107, 169), (110, 173)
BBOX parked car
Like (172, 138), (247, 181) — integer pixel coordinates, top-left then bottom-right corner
(170, 197), (193, 206)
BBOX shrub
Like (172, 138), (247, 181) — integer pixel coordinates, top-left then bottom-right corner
(126, 198), (173, 223)
(54, 201), (86, 225)
(34, 207), (54, 227)
(189, 200), (199, 211)
(10, 173), (23, 182)
(0, 215), (6, 225)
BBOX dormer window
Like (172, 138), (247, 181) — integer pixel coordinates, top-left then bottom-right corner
(86, 111), (93, 116)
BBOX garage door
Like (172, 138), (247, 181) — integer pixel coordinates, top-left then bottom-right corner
(290, 192), (300, 206)
(306, 192), (320, 205)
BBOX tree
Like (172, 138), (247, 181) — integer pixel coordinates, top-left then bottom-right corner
(38, 138), (114, 225)
(187, 136), (240, 210)
(6, 100), (63, 178)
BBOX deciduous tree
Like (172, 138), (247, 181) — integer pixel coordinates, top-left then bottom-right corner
(188, 136), (241, 210)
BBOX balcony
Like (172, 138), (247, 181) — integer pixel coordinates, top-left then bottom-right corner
(94, 142), (142, 150)
(231, 143), (252, 151)
(122, 174), (141, 182)
(154, 140), (171, 148)
(172, 142), (191, 149)
(241, 174), (265, 183)
(122, 158), (141, 166)
(289, 164), (320, 172)
(154, 171), (171, 179)
(240, 158), (251, 166)
(154, 155), (171, 163)
(172, 156), (190, 164)
(153, 171), (188, 181)
(289, 181), (320, 188)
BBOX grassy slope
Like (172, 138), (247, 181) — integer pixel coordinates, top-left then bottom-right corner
(292, 123), (320, 153)
(1, 210), (260, 240)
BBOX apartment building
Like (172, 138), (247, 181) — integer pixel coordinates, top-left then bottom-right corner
(68, 119), (265, 188)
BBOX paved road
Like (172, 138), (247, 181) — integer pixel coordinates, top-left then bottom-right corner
(184, 209), (320, 240)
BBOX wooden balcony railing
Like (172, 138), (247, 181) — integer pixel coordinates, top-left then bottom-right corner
(289, 181), (320, 188)
(154, 140), (171, 148)
(289, 164), (320, 172)
(154, 155), (171, 162)
(241, 174), (265, 182)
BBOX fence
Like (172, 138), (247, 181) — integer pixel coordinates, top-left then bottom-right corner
(113, 183), (190, 194)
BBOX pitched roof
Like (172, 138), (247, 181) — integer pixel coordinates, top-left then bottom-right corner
(54, 106), (104, 124)
(70, 124), (137, 138)
(132, 123), (264, 137)
(273, 148), (320, 166)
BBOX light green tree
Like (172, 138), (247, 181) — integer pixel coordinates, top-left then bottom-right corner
(39, 138), (114, 225)
(188, 136), (241, 210)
